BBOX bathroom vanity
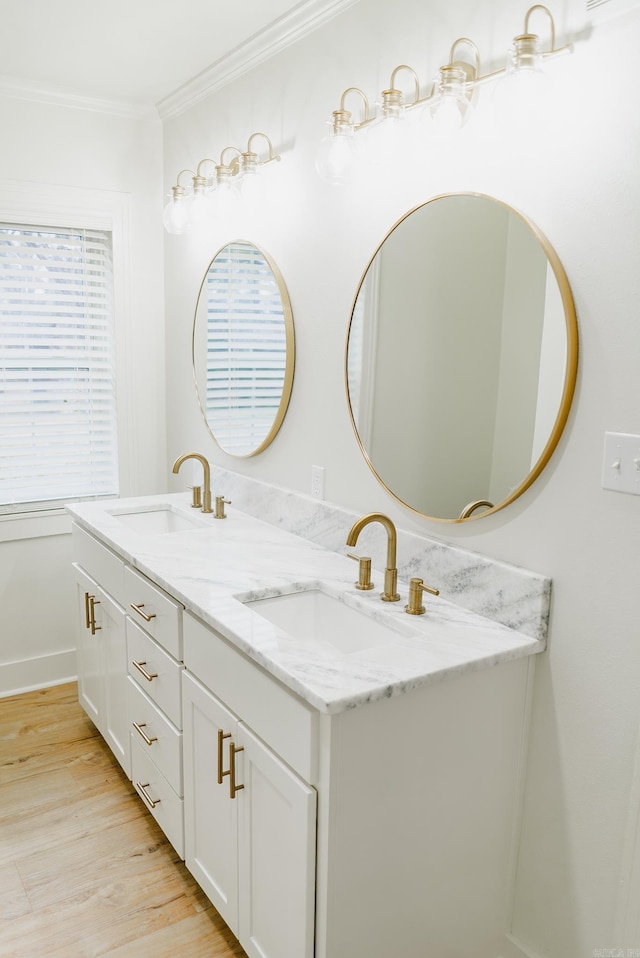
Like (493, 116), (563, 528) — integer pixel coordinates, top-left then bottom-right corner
(69, 492), (545, 958)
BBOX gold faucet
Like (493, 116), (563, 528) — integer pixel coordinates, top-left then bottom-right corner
(345, 512), (400, 602)
(172, 452), (212, 513)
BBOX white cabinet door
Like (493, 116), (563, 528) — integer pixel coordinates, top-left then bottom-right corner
(237, 723), (317, 958)
(183, 671), (240, 934)
(183, 671), (317, 958)
(74, 562), (130, 777)
(75, 564), (103, 732)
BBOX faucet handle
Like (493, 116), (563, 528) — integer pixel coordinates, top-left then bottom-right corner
(347, 553), (374, 591)
(190, 485), (202, 509)
(405, 577), (440, 616)
(214, 496), (231, 519)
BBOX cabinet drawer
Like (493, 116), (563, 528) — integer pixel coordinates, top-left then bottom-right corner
(127, 618), (183, 728)
(127, 677), (183, 796)
(125, 566), (183, 660)
(131, 736), (184, 859)
(73, 523), (125, 606)
(184, 612), (318, 784)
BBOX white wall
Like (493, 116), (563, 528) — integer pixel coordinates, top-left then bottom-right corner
(0, 93), (165, 694)
(163, 0), (640, 955)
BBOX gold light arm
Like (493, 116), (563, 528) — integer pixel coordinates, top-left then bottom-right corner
(168, 167), (196, 200)
(247, 132), (281, 165)
(458, 499), (495, 519)
(448, 37), (480, 81)
(388, 64), (421, 106)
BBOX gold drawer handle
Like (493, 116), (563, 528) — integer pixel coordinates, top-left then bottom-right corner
(133, 721), (157, 746)
(130, 602), (157, 623)
(132, 660), (158, 682)
(229, 741), (244, 799)
(84, 591), (91, 629)
(136, 782), (161, 809)
(88, 595), (101, 635)
(217, 728), (231, 784)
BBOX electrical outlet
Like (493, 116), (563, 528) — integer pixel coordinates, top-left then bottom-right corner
(311, 465), (325, 499)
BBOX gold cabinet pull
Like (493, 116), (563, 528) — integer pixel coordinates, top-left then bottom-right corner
(217, 728), (232, 784)
(84, 591), (92, 629)
(131, 660), (158, 682)
(136, 782), (161, 809)
(130, 602), (156, 622)
(229, 742), (244, 799)
(132, 721), (157, 746)
(88, 595), (101, 635)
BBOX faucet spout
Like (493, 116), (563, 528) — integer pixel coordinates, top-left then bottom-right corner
(172, 452), (212, 513)
(345, 512), (400, 602)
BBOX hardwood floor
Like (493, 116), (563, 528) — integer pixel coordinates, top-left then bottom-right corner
(0, 682), (247, 958)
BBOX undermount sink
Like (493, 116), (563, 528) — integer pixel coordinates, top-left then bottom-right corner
(109, 505), (204, 534)
(244, 588), (414, 654)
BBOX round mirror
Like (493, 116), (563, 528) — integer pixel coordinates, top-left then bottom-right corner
(346, 193), (578, 522)
(193, 240), (295, 457)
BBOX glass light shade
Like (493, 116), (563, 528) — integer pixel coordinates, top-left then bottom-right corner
(211, 175), (238, 216)
(316, 126), (357, 185)
(239, 167), (262, 203)
(429, 91), (473, 135)
(188, 190), (214, 233)
(365, 113), (408, 171)
(162, 193), (190, 234)
(428, 67), (473, 137)
(493, 35), (549, 124)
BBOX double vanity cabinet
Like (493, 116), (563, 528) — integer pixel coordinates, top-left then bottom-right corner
(70, 494), (544, 958)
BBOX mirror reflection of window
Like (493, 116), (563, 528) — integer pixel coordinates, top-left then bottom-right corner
(193, 241), (294, 458)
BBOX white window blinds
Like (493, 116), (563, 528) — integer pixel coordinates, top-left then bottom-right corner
(204, 243), (288, 455)
(0, 224), (118, 513)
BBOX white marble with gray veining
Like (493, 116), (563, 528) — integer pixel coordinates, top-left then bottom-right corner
(68, 488), (547, 714)
(208, 465), (551, 640)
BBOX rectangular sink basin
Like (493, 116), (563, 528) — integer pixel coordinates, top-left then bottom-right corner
(110, 506), (203, 535)
(245, 588), (412, 654)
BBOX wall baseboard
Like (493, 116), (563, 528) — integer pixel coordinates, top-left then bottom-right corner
(0, 649), (77, 698)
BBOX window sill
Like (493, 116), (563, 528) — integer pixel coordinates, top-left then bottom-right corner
(0, 510), (72, 543)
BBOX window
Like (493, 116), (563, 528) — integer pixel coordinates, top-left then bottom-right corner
(0, 223), (119, 514)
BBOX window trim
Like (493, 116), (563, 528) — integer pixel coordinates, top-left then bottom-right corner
(0, 179), (135, 538)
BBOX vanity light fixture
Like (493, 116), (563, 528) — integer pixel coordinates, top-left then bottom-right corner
(163, 133), (281, 234)
(316, 3), (573, 182)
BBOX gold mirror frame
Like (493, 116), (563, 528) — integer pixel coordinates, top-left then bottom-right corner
(345, 193), (578, 522)
(193, 239), (295, 458)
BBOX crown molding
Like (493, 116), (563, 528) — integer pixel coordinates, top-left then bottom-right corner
(157, 0), (361, 120)
(0, 74), (158, 120)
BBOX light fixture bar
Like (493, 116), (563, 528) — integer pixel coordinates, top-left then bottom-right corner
(163, 132), (283, 234)
(317, 1), (574, 177)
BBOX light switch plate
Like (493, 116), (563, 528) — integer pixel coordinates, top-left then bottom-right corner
(602, 432), (640, 495)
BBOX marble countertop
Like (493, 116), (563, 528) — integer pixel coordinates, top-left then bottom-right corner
(67, 493), (545, 714)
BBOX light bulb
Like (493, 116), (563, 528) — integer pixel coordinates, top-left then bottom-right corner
(188, 190), (214, 233)
(316, 111), (358, 185)
(240, 169), (262, 204)
(429, 67), (473, 137)
(493, 34), (549, 127)
(162, 191), (190, 234)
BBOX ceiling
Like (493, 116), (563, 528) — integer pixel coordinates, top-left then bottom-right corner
(0, 0), (317, 110)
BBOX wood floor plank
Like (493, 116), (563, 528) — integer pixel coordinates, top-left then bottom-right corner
(0, 862), (32, 920)
(102, 908), (248, 958)
(0, 683), (247, 958)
